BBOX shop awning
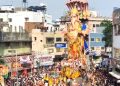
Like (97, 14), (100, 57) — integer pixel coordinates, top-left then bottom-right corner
(109, 71), (120, 79)
(4, 55), (33, 63)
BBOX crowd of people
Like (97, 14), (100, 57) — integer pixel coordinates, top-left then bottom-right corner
(3, 59), (118, 86)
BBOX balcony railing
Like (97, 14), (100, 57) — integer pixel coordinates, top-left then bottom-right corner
(0, 32), (31, 42)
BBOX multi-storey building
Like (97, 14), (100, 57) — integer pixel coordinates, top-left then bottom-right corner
(89, 11), (112, 55)
(0, 5), (54, 71)
(32, 29), (66, 55)
(89, 27), (105, 56)
(109, 8), (120, 82)
(0, 6), (32, 57)
(32, 28), (67, 66)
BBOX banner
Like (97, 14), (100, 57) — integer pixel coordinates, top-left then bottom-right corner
(35, 55), (54, 66)
(20, 56), (32, 68)
(20, 56), (31, 64)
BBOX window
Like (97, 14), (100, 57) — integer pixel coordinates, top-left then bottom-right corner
(64, 38), (67, 42)
(93, 24), (95, 27)
(19, 26), (23, 32)
(114, 48), (120, 59)
(56, 48), (62, 52)
(0, 18), (3, 22)
(50, 27), (52, 32)
(15, 26), (17, 32)
(23, 42), (28, 46)
(114, 25), (118, 35)
(114, 24), (120, 36)
(96, 38), (100, 42)
(96, 47), (101, 51)
(9, 25), (12, 32)
(9, 18), (12, 22)
(42, 17), (44, 22)
(91, 47), (94, 50)
(34, 37), (37, 41)
(56, 37), (62, 42)
(45, 20), (47, 22)
(101, 47), (104, 50)
(55, 28), (57, 31)
(91, 38), (94, 41)
(118, 25), (120, 35)
(46, 37), (54, 44)
(40, 40), (42, 42)
(48, 49), (54, 53)
(96, 24), (100, 27)
(102, 38), (104, 41)
(25, 17), (29, 21)
(6, 42), (10, 48)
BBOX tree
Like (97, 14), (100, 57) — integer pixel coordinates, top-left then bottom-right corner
(100, 20), (113, 52)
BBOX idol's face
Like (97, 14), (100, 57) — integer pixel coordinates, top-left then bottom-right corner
(71, 14), (79, 22)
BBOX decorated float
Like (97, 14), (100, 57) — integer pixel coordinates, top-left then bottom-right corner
(61, 0), (91, 80)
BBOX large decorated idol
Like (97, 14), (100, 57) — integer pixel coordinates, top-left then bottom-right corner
(64, 0), (90, 66)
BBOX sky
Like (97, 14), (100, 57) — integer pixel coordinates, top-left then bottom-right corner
(0, 0), (120, 20)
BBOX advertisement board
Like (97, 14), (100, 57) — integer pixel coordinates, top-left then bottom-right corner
(34, 55), (54, 67)
(20, 56), (32, 68)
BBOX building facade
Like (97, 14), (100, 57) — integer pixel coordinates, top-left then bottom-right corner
(32, 29), (66, 56)
(0, 5), (55, 72)
(109, 8), (120, 81)
(0, 5), (53, 57)
(89, 27), (105, 56)
(88, 11), (112, 55)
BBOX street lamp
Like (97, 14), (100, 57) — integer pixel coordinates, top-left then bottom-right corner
(8, 50), (18, 86)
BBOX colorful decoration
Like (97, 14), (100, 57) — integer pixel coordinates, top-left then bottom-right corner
(65, 0), (90, 61)
(0, 65), (9, 76)
(11, 62), (21, 69)
(62, 0), (91, 78)
(0, 76), (5, 86)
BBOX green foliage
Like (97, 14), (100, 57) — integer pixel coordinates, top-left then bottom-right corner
(0, 58), (5, 64)
(3, 73), (9, 79)
(100, 20), (113, 47)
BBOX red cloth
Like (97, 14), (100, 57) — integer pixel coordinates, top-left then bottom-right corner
(22, 69), (28, 76)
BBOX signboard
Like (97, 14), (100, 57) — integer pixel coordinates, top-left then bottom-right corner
(20, 56), (32, 68)
(20, 56), (31, 64)
(40, 55), (54, 66)
(34, 55), (54, 66)
(55, 43), (67, 48)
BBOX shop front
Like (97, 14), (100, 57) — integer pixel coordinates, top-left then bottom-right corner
(4, 55), (33, 78)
